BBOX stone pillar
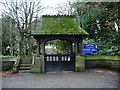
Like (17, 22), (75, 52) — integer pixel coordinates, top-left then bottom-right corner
(37, 42), (41, 56)
(76, 56), (85, 72)
(31, 56), (45, 73)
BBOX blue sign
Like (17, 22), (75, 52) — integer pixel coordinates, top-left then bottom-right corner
(82, 44), (98, 55)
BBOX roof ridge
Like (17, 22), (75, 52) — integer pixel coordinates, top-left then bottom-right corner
(42, 14), (75, 17)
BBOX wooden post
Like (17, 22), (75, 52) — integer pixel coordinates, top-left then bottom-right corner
(75, 42), (77, 55)
(37, 42), (40, 56)
(78, 43), (80, 54)
(79, 42), (82, 55)
(42, 42), (45, 55)
(70, 42), (73, 54)
(75, 42), (79, 55)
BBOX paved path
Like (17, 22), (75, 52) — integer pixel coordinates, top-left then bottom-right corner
(2, 69), (119, 88)
(45, 48), (57, 54)
(45, 46), (62, 54)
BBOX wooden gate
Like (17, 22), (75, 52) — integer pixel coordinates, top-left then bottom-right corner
(44, 53), (75, 72)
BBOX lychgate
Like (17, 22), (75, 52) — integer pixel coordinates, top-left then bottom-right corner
(31, 15), (88, 72)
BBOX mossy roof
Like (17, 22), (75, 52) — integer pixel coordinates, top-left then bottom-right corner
(31, 15), (89, 35)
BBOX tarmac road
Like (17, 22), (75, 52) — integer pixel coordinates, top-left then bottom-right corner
(2, 68), (119, 88)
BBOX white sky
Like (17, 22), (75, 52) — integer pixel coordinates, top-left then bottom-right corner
(41, 0), (70, 15)
(0, 0), (75, 16)
(0, 0), (118, 17)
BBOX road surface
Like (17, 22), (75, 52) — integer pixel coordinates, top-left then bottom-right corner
(2, 68), (119, 88)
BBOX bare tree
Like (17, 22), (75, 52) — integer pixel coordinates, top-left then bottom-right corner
(56, 0), (75, 15)
(0, 0), (44, 57)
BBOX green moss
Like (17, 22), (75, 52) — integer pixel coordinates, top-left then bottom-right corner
(1, 57), (17, 62)
(84, 55), (120, 70)
(32, 15), (88, 35)
(84, 55), (120, 60)
(0, 55), (16, 58)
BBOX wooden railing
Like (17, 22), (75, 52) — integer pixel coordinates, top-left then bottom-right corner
(31, 55), (36, 67)
(44, 53), (75, 62)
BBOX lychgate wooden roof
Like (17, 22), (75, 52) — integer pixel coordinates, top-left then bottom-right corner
(31, 15), (88, 35)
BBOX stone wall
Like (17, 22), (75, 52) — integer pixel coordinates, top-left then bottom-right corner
(1, 57), (16, 71)
(85, 60), (120, 71)
(76, 55), (120, 72)
(2, 61), (15, 71)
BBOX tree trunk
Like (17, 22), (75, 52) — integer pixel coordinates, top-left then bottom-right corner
(28, 37), (33, 56)
(19, 36), (24, 59)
